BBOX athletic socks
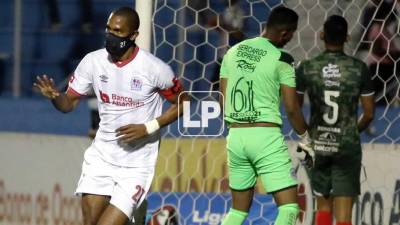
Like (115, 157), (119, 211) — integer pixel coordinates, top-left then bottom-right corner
(274, 203), (299, 225)
(220, 205), (341, 225)
(315, 210), (332, 225)
(221, 208), (248, 225)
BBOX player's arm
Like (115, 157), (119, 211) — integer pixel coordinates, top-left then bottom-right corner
(34, 75), (81, 113)
(282, 84), (314, 165)
(219, 78), (227, 114)
(278, 52), (313, 158)
(34, 54), (93, 113)
(281, 84), (308, 135)
(295, 62), (306, 107)
(358, 95), (374, 132)
(156, 79), (188, 128)
(296, 93), (305, 107)
(218, 52), (230, 113)
(358, 63), (375, 132)
(278, 53), (308, 134)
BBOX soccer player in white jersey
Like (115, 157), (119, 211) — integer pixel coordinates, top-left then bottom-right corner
(34, 7), (186, 225)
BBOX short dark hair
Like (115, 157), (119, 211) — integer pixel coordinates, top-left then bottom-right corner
(323, 15), (348, 45)
(266, 6), (298, 30)
(112, 7), (140, 32)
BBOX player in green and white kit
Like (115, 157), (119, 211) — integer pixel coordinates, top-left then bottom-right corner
(296, 16), (375, 225)
(219, 7), (312, 225)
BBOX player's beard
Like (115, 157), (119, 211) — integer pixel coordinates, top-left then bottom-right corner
(105, 32), (135, 59)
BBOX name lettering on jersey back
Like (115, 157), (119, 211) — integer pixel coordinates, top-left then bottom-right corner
(236, 44), (267, 62)
(99, 90), (144, 108)
(317, 125), (341, 133)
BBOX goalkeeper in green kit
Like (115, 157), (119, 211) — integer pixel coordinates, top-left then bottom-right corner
(219, 6), (312, 225)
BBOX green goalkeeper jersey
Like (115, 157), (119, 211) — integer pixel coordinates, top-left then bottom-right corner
(220, 37), (296, 125)
(296, 50), (374, 154)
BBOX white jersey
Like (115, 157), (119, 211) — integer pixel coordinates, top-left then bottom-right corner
(68, 47), (175, 167)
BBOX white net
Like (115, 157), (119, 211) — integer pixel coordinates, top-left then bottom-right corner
(148, 0), (400, 225)
(284, 0), (400, 144)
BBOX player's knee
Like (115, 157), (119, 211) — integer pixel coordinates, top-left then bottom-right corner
(81, 211), (94, 225)
(275, 203), (299, 225)
(81, 207), (99, 225)
(82, 216), (98, 225)
(279, 202), (299, 216)
(81, 206), (102, 225)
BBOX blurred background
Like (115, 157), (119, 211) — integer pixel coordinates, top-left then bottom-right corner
(1, 0), (399, 140)
(0, 0), (399, 225)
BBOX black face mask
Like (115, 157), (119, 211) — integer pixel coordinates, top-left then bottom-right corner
(105, 32), (135, 58)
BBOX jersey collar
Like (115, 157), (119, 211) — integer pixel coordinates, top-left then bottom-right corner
(114, 46), (139, 68)
(324, 49), (344, 54)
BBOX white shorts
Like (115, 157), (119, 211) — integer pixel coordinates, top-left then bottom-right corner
(75, 146), (155, 220)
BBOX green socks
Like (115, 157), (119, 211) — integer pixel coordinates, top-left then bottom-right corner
(274, 203), (299, 225)
(221, 208), (248, 225)
(221, 203), (298, 225)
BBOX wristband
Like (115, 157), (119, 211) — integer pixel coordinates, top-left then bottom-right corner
(298, 130), (309, 139)
(144, 119), (160, 134)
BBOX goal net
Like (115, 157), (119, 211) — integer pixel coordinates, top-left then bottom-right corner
(147, 0), (400, 225)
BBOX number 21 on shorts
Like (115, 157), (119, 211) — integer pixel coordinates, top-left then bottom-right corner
(132, 185), (145, 204)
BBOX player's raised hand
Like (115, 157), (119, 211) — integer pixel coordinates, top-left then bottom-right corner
(33, 75), (60, 99)
(116, 124), (148, 143)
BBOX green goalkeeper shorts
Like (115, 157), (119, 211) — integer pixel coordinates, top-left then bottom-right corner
(226, 127), (297, 192)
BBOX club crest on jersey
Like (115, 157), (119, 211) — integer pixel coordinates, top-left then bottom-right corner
(131, 77), (142, 91)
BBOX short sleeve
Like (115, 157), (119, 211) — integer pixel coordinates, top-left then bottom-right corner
(219, 52), (230, 79)
(360, 63), (375, 96)
(155, 63), (175, 90)
(67, 54), (93, 96)
(156, 62), (183, 101)
(295, 62), (306, 94)
(277, 51), (295, 87)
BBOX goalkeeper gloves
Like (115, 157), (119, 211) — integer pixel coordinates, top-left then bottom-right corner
(297, 131), (315, 168)
(296, 146), (314, 169)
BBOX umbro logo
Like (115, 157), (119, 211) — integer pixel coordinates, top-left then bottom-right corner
(100, 75), (109, 83)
